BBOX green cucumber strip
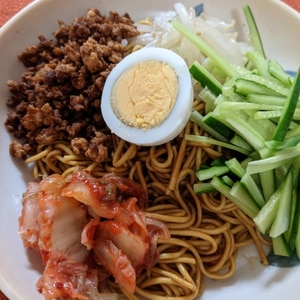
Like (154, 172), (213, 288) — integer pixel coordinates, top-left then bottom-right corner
(296, 215), (300, 259)
(243, 73), (289, 95)
(196, 165), (229, 181)
(285, 120), (298, 130)
(190, 111), (228, 142)
(193, 182), (215, 194)
(210, 156), (227, 166)
(253, 181), (282, 234)
(221, 175), (234, 187)
(240, 173), (265, 208)
(253, 108), (300, 121)
(214, 94), (229, 106)
(258, 146), (276, 160)
(216, 101), (283, 112)
(229, 135), (254, 153)
(185, 134), (251, 155)
(225, 157), (245, 178)
(290, 108), (300, 120)
(190, 61), (222, 96)
(272, 235), (292, 257)
(203, 113), (234, 140)
(269, 168), (293, 238)
(229, 181), (260, 218)
(286, 123), (300, 139)
(243, 5), (265, 58)
(171, 20), (239, 78)
(259, 170), (275, 201)
(234, 78), (281, 96)
(240, 156), (254, 168)
(284, 190), (298, 250)
(202, 57), (227, 82)
(199, 88), (217, 113)
(269, 60), (293, 87)
(265, 136), (300, 150)
(247, 143), (300, 174)
(295, 191), (300, 259)
(211, 176), (259, 218)
(246, 118), (273, 141)
(246, 51), (270, 78)
(274, 165), (289, 187)
(212, 110), (265, 151)
(272, 67), (300, 142)
(246, 94), (288, 106)
(244, 58), (255, 71)
(235, 74), (289, 96)
(255, 118), (277, 134)
(222, 78), (249, 101)
(253, 110), (282, 120)
(284, 168), (300, 251)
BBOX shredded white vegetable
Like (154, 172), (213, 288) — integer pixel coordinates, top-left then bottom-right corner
(131, 2), (254, 67)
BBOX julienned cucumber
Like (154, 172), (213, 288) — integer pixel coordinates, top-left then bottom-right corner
(173, 5), (300, 259)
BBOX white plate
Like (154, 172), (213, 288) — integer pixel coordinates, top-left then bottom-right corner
(0, 0), (299, 299)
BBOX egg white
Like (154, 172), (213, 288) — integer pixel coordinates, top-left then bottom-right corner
(101, 47), (194, 146)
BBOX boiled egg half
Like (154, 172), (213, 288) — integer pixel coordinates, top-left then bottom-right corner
(101, 47), (193, 146)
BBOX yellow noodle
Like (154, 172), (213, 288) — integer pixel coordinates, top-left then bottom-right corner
(54, 142), (77, 155)
(167, 126), (190, 194)
(232, 209), (269, 266)
(134, 237), (203, 300)
(234, 230), (254, 247)
(160, 256), (197, 265)
(25, 146), (53, 164)
(150, 144), (174, 169)
(37, 159), (50, 178)
(146, 266), (196, 291)
(186, 184), (203, 228)
(113, 140), (137, 167)
(44, 150), (66, 174)
(85, 161), (100, 173)
(61, 166), (79, 177)
(104, 165), (129, 176)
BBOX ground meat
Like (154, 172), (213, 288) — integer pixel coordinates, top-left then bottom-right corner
(5, 8), (139, 164)
(70, 131), (111, 163)
(9, 141), (27, 160)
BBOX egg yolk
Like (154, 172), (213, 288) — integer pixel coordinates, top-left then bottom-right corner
(110, 60), (178, 129)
